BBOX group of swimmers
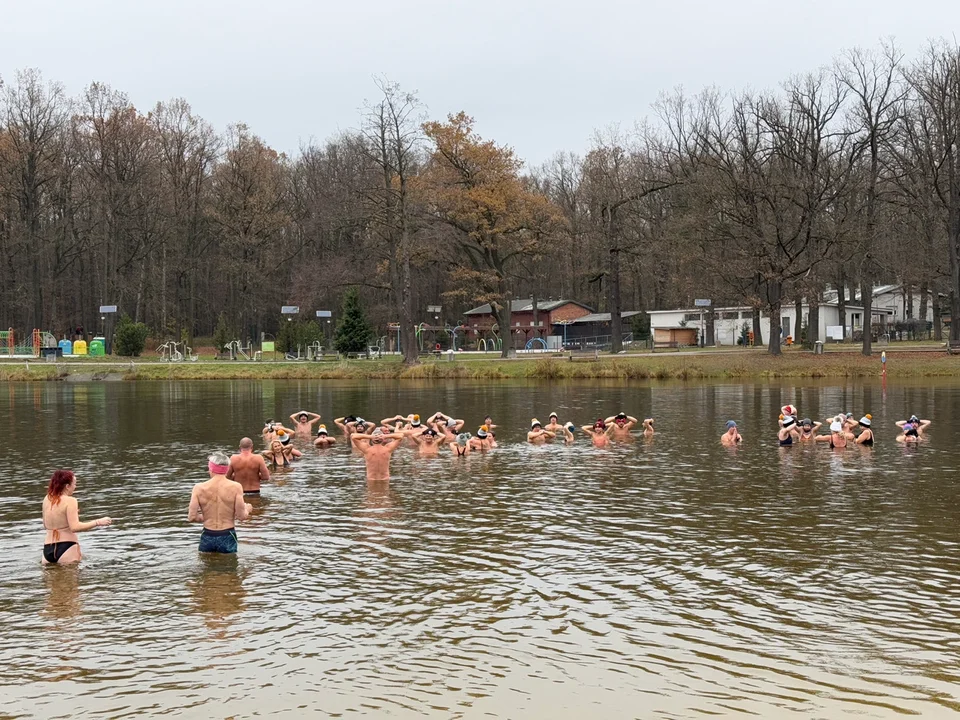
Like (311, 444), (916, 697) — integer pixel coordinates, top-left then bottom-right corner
(40, 403), (933, 563)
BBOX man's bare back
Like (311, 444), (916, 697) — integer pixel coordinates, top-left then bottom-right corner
(188, 475), (250, 530)
(226, 438), (270, 493)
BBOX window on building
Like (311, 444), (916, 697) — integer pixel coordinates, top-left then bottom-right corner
(721, 311), (739, 320)
(683, 313), (700, 322)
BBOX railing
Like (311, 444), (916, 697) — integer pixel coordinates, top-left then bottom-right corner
(562, 332), (635, 351)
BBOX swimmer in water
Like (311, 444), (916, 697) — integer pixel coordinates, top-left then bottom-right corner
(780, 404), (798, 421)
(778, 416), (799, 446)
(289, 411), (322, 438)
(797, 418), (821, 441)
(721, 420), (742, 446)
(582, 418), (614, 447)
(483, 415), (497, 431)
(604, 412), (639, 439)
(544, 412), (563, 434)
(188, 452), (251, 554)
(896, 415), (931, 436)
(227, 437), (271, 494)
(262, 419), (286, 445)
(641, 418), (655, 436)
(449, 432), (473, 457)
(527, 418), (556, 444)
(815, 420), (847, 448)
(41, 469), (112, 565)
(411, 427), (443, 456)
(351, 428), (405, 480)
(473, 425), (495, 450)
(897, 422), (923, 443)
(855, 415), (874, 446)
(842, 413), (859, 436)
(262, 439), (292, 468)
(334, 415), (361, 439)
(277, 430), (303, 461)
(314, 424), (336, 448)
(561, 422), (576, 444)
(430, 412), (464, 434)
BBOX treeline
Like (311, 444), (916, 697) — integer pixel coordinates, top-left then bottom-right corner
(1, 39), (959, 359)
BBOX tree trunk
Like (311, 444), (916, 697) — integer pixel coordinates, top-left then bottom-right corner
(905, 284), (914, 319)
(794, 297), (803, 341)
(766, 279), (782, 356)
(752, 308), (763, 347)
(808, 291), (820, 345)
(950, 202), (960, 343)
(933, 290), (943, 341)
(837, 269), (847, 341)
(493, 297), (514, 359)
(919, 282), (929, 334)
(705, 308), (715, 346)
(608, 245), (623, 353)
(861, 279), (873, 356)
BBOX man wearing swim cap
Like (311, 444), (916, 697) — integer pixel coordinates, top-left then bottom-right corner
(290, 411), (322, 438)
(582, 418), (614, 447)
(350, 427), (405, 481)
(314, 424), (336, 448)
(188, 451), (252, 553)
(226, 437), (271, 494)
(604, 412), (639, 439)
(721, 420), (742, 446)
(527, 419), (556, 444)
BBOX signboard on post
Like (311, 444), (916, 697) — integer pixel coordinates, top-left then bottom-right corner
(281, 306), (300, 315)
(426, 305), (442, 314)
(99, 305), (117, 354)
(694, 299), (712, 307)
(315, 310), (332, 318)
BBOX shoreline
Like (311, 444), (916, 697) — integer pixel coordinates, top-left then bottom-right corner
(1, 349), (956, 381)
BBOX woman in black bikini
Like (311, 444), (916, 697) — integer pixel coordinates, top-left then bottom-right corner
(262, 440), (290, 468)
(42, 469), (112, 565)
(855, 415), (874, 446)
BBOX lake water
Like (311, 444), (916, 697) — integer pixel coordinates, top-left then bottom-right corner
(2, 379), (960, 719)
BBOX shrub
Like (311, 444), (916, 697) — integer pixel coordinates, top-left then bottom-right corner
(278, 319), (324, 353)
(114, 315), (149, 356)
(334, 289), (373, 354)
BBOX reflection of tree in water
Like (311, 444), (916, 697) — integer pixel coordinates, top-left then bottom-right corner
(188, 556), (247, 635)
(42, 565), (82, 620)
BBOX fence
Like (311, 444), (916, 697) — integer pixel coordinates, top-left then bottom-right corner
(563, 332), (637, 351)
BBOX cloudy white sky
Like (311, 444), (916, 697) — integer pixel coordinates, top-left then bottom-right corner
(2, 0), (958, 167)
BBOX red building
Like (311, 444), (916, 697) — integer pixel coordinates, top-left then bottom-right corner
(463, 299), (593, 349)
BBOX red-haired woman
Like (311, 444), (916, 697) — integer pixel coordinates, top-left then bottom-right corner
(42, 470), (112, 565)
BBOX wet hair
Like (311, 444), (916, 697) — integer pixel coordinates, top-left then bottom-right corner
(47, 469), (75, 505)
(208, 451), (230, 466)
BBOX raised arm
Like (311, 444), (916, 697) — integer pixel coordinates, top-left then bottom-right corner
(67, 497), (110, 532)
(918, 420), (932, 431)
(895, 420), (906, 428)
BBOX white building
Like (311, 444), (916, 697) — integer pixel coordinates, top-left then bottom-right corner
(823, 284), (937, 324)
(648, 301), (893, 345)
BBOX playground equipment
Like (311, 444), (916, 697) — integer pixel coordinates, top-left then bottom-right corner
(525, 337), (548, 350)
(158, 341), (198, 362)
(477, 331), (503, 353)
(32, 330), (57, 357)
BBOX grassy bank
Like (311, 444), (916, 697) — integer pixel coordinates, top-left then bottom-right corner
(1, 349), (957, 381)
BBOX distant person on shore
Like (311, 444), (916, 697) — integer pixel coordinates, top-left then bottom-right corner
(290, 411), (322, 438)
(582, 419), (614, 447)
(527, 419), (556, 444)
(798, 419), (821, 442)
(227, 437), (271, 494)
(188, 452), (251, 554)
(721, 420), (742, 446)
(41, 469), (112, 565)
(815, 420), (847, 448)
(351, 428), (404, 481)
(855, 415), (874, 446)
(314, 424), (336, 448)
(896, 415), (931, 436)
(605, 412), (639, 439)
(778, 416), (798, 446)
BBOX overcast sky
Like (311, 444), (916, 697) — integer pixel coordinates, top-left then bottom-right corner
(3, 0), (958, 167)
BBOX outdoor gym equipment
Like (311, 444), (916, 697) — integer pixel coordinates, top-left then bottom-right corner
(224, 340), (261, 361)
(158, 341), (198, 362)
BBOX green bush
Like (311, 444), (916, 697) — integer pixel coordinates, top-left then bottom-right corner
(277, 319), (324, 353)
(114, 315), (149, 356)
(334, 288), (373, 354)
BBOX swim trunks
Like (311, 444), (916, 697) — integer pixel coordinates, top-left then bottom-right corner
(199, 528), (238, 554)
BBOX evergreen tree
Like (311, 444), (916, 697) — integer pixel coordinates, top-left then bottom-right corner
(334, 288), (373, 354)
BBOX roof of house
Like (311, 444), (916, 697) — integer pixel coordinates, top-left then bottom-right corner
(561, 311), (644, 324)
(463, 299), (593, 316)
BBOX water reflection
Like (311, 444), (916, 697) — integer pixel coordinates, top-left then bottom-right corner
(189, 557), (246, 633)
(42, 565), (82, 620)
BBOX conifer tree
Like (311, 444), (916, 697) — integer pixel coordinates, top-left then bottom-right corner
(333, 288), (373, 354)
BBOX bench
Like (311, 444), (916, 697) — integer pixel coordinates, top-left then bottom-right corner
(569, 349), (599, 362)
(947, 340), (960, 355)
(653, 342), (681, 352)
